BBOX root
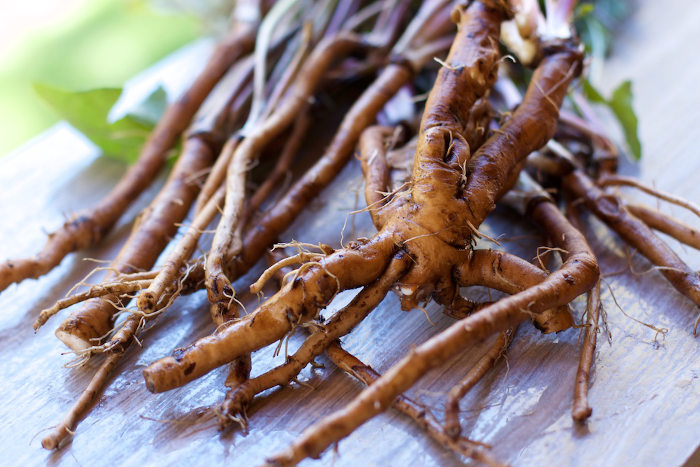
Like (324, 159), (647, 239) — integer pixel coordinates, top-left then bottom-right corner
(137, 184), (225, 315)
(325, 342), (504, 467)
(564, 170), (700, 312)
(195, 137), (240, 216)
(241, 110), (311, 229)
(16, 0), (697, 463)
(444, 327), (515, 438)
(599, 174), (700, 219)
(572, 280), (600, 422)
(626, 203), (700, 251)
(0, 15), (257, 294)
(142, 234), (395, 393)
(267, 196), (597, 464)
(41, 351), (123, 450)
(226, 0), (446, 282)
(249, 252), (325, 295)
(217, 253), (409, 425)
(206, 33), (371, 316)
(55, 134), (214, 351)
(359, 125), (397, 226)
(35, 279), (153, 331)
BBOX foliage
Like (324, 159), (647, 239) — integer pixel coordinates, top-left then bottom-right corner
(34, 84), (167, 163)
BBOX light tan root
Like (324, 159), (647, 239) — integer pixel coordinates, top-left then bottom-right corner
(626, 203), (700, 251)
(35, 279), (153, 331)
(249, 252), (326, 295)
(137, 185), (225, 314)
(41, 351), (122, 450)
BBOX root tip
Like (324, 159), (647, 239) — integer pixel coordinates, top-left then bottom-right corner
(136, 291), (157, 314)
(41, 433), (62, 450)
(572, 406), (593, 423)
(142, 370), (156, 393)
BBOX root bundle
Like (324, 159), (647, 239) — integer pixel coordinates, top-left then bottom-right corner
(2, 0), (698, 465)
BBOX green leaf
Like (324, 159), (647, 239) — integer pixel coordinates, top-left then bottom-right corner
(581, 77), (606, 103)
(123, 86), (168, 127)
(33, 83), (166, 164)
(580, 78), (642, 161)
(608, 80), (641, 160)
(575, 4), (595, 20)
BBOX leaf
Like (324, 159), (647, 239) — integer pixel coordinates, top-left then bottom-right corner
(122, 86), (168, 127)
(575, 3), (595, 20)
(34, 83), (167, 164)
(580, 78), (642, 161)
(581, 77), (606, 104)
(608, 81), (641, 160)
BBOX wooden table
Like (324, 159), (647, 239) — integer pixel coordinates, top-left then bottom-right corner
(1, 1), (698, 465)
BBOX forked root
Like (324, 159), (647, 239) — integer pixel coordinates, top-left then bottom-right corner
(564, 170), (700, 311)
(205, 32), (372, 320)
(266, 199), (598, 465)
(55, 133), (215, 351)
(598, 174), (700, 219)
(218, 253), (410, 426)
(34, 279), (153, 331)
(26, 0), (699, 463)
(142, 234), (395, 393)
(325, 342), (505, 467)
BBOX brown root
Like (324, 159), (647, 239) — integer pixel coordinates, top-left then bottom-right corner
(55, 134), (215, 351)
(564, 170), (700, 311)
(443, 327), (515, 438)
(41, 351), (123, 450)
(217, 253), (410, 426)
(266, 196), (597, 464)
(34, 279), (153, 331)
(572, 280), (601, 423)
(142, 234), (395, 393)
(325, 342), (504, 467)
(626, 203), (700, 251)
(205, 33), (371, 322)
(0, 15), (257, 294)
(598, 174), (700, 219)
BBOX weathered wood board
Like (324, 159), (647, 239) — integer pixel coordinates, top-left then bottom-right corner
(0, 1), (698, 465)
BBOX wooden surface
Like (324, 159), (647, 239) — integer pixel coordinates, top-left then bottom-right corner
(1, 2), (699, 466)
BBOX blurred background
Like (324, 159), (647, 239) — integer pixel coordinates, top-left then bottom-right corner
(0, 0), (235, 156)
(0, 0), (630, 158)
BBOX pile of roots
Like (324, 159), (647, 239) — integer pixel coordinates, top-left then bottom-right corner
(2, 0), (698, 465)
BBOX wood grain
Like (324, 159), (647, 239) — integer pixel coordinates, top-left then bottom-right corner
(0, 2), (698, 465)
